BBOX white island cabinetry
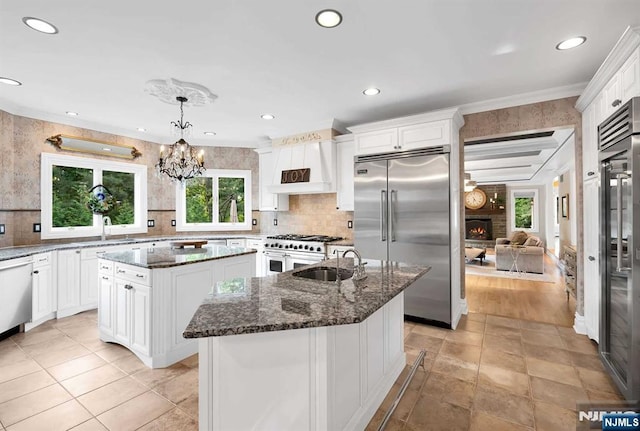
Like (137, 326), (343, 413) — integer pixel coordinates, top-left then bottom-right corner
(99, 246), (255, 368)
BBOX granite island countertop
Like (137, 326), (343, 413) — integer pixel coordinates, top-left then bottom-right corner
(183, 258), (429, 338)
(99, 245), (257, 269)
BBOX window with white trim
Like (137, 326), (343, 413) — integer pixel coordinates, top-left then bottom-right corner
(176, 169), (252, 231)
(511, 189), (538, 232)
(41, 153), (148, 239)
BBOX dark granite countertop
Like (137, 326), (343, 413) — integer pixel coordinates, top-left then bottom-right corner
(99, 245), (257, 269)
(183, 258), (429, 338)
(0, 234), (268, 262)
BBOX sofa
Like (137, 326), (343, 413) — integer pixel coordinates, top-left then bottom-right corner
(495, 231), (544, 274)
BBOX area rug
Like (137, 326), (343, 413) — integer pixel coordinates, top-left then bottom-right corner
(465, 253), (554, 283)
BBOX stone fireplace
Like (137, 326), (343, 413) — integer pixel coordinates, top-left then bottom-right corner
(465, 219), (493, 240)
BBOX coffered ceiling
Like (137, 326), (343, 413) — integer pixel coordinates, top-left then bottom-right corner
(1, 1), (640, 148)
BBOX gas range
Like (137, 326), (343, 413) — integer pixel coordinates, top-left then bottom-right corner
(265, 234), (342, 255)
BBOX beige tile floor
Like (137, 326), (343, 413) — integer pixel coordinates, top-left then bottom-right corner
(0, 310), (624, 431)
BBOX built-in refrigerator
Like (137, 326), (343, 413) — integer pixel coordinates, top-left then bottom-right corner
(598, 96), (640, 401)
(354, 147), (451, 327)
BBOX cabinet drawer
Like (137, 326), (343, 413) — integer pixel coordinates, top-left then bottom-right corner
(114, 264), (150, 285)
(98, 260), (114, 275)
(33, 252), (52, 268)
(226, 239), (246, 247)
(246, 240), (264, 250)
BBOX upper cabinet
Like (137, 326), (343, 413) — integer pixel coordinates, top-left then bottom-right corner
(621, 47), (640, 105)
(352, 120), (450, 156)
(348, 111), (461, 157)
(335, 135), (355, 211)
(255, 148), (289, 212)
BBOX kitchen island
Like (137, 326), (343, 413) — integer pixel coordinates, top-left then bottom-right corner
(98, 245), (256, 368)
(184, 258), (429, 431)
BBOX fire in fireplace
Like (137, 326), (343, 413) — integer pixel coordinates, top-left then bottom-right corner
(466, 219), (493, 240)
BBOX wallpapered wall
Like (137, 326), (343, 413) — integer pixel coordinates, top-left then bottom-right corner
(0, 110), (355, 248)
(0, 110), (262, 247)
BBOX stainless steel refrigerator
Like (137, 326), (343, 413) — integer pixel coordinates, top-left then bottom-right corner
(354, 147), (451, 327)
(598, 96), (640, 401)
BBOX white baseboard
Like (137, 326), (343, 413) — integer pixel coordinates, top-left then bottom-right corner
(573, 312), (587, 335)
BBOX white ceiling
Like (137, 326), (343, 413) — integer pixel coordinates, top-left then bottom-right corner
(1, 0), (640, 148)
(464, 127), (575, 185)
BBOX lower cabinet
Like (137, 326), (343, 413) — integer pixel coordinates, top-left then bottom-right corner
(114, 279), (150, 356)
(31, 253), (55, 324)
(57, 249), (82, 318)
(99, 253), (255, 368)
(246, 239), (266, 277)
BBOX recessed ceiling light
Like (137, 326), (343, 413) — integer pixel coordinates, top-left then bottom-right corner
(22, 17), (58, 34)
(556, 36), (586, 50)
(261, 114), (275, 120)
(102, 148), (112, 152)
(363, 87), (380, 96)
(203, 131), (216, 136)
(137, 127), (146, 132)
(0, 77), (22, 86)
(65, 111), (78, 116)
(315, 9), (342, 28)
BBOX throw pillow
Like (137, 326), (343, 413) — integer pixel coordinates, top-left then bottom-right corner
(510, 231), (529, 245)
(523, 236), (541, 247)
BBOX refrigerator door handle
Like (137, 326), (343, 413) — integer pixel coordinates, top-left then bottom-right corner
(380, 190), (387, 242)
(616, 173), (631, 272)
(390, 189), (397, 242)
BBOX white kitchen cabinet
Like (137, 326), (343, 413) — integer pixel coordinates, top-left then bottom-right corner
(30, 252), (54, 328)
(336, 136), (355, 211)
(57, 249), (81, 318)
(354, 120), (450, 156)
(113, 277), (151, 356)
(226, 238), (246, 247)
(256, 148), (289, 211)
(246, 239), (266, 276)
(602, 73), (622, 120)
(583, 179), (600, 342)
(582, 103), (599, 181)
(98, 272), (114, 335)
(620, 47), (640, 104)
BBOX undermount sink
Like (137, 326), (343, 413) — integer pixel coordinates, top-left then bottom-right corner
(292, 266), (353, 282)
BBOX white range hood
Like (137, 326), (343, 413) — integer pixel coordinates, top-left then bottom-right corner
(267, 140), (337, 194)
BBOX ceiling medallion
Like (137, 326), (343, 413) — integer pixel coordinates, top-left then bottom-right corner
(156, 96), (205, 183)
(144, 78), (217, 106)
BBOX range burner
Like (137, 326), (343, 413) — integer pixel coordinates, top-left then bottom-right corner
(265, 234), (342, 254)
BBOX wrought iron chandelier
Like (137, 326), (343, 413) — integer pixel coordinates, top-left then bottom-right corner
(156, 96), (205, 183)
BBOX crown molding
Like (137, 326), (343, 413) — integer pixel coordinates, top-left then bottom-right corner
(458, 83), (586, 116)
(575, 25), (640, 112)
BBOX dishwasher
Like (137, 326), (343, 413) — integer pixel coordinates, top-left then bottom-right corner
(0, 256), (33, 334)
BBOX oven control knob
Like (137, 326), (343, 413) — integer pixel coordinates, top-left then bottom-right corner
(316, 247), (322, 252)
(304, 245), (309, 250)
(279, 244), (283, 248)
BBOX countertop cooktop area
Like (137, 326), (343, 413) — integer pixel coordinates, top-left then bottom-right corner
(183, 258), (429, 338)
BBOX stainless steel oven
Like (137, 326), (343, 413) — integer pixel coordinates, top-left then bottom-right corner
(264, 250), (287, 275)
(263, 234), (342, 275)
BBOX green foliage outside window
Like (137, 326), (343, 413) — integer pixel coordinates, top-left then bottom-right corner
(186, 177), (213, 223)
(52, 165), (136, 228)
(52, 166), (93, 227)
(103, 171), (135, 225)
(218, 177), (245, 223)
(514, 197), (533, 229)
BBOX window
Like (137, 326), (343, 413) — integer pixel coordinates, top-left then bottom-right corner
(42, 153), (147, 239)
(511, 189), (538, 232)
(176, 169), (252, 231)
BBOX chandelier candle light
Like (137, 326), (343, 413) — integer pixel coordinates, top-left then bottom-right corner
(156, 96), (205, 183)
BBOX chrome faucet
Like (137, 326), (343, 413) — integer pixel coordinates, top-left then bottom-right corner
(343, 249), (367, 281)
(333, 249), (341, 286)
(101, 216), (112, 241)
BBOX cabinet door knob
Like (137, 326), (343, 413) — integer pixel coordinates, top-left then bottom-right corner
(75, 250), (81, 254)
(612, 99), (622, 107)
(135, 274), (144, 278)
(102, 276), (109, 280)
(588, 256), (595, 261)
(587, 171), (595, 176)
(32, 270), (39, 274)
(124, 284), (133, 290)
